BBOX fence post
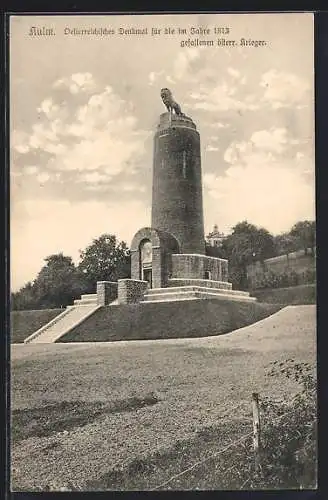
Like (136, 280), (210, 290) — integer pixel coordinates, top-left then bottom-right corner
(252, 392), (261, 474)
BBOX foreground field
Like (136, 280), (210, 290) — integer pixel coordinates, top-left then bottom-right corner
(11, 305), (316, 491)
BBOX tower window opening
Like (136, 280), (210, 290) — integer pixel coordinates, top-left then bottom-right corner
(182, 150), (187, 178)
(204, 270), (211, 280)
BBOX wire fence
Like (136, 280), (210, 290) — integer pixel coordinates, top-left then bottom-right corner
(153, 394), (315, 490)
(154, 430), (254, 490)
(108, 399), (252, 475)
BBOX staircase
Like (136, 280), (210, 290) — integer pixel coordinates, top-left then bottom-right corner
(73, 293), (98, 306)
(24, 293), (101, 344)
(142, 285), (256, 303)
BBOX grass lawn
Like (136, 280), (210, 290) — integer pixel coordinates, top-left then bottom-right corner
(11, 309), (62, 343)
(11, 305), (316, 491)
(252, 284), (316, 305)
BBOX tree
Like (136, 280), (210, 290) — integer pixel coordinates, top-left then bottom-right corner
(11, 281), (38, 311)
(33, 253), (85, 309)
(205, 241), (227, 259)
(290, 221), (316, 255)
(78, 234), (130, 291)
(228, 221), (276, 261)
(274, 233), (298, 257)
(223, 221), (276, 289)
(11, 233), (132, 311)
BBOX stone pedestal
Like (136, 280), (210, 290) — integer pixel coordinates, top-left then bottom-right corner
(118, 279), (148, 304)
(171, 254), (229, 282)
(96, 281), (118, 306)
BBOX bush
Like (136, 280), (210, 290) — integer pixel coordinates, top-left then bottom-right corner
(251, 359), (317, 488)
(253, 268), (316, 290)
(211, 359), (317, 489)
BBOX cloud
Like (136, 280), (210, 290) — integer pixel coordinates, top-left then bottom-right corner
(11, 198), (150, 291)
(182, 57), (262, 113)
(204, 163), (314, 235)
(12, 130), (31, 154)
(172, 48), (202, 81)
(189, 82), (259, 112)
(224, 127), (291, 164)
(227, 67), (241, 79)
(206, 145), (219, 152)
(53, 72), (97, 94)
(260, 70), (311, 108)
(25, 166), (38, 175)
(204, 129), (314, 234)
(11, 77), (150, 190)
(78, 171), (109, 184)
(165, 75), (176, 84)
(164, 47), (206, 86)
(184, 59), (310, 116)
(209, 122), (229, 129)
(37, 98), (59, 118)
(36, 172), (50, 184)
(250, 128), (288, 153)
(148, 70), (164, 85)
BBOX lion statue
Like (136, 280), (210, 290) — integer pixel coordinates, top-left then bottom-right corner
(160, 88), (184, 115)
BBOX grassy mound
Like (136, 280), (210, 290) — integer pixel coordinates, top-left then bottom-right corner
(11, 309), (62, 344)
(252, 284), (316, 305)
(61, 300), (282, 343)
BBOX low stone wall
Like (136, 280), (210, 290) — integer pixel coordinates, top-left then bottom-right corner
(172, 254), (228, 282)
(118, 279), (148, 304)
(96, 281), (118, 306)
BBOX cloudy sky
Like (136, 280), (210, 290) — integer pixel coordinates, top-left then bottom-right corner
(10, 13), (315, 291)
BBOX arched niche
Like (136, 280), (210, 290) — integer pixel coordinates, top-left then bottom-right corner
(139, 239), (153, 287)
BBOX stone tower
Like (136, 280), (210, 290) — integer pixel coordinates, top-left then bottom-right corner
(127, 89), (255, 305)
(151, 112), (205, 255)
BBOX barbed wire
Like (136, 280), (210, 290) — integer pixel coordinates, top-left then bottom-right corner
(99, 394), (314, 490)
(154, 430), (254, 490)
(264, 401), (307, 426)
(153, 394), (314, 490)
(107, 400), (251, 476)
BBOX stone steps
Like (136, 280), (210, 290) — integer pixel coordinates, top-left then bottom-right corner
(81, 293), (97, 300)
(74, 298), (98, 306)
(168, 278), (233, 290)
(24, 304), (101, 344)
(146, 285), (250, 297)
(142, 286), (255, 303)
(141, 294), (199, 303)
(74, 293), (98, 306)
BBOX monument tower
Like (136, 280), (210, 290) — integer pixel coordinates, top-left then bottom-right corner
(128, 88), (254, 303)
(151, 107), (205, 255)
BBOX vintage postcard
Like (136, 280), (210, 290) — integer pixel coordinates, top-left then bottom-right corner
(10, 13), (316, 491)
